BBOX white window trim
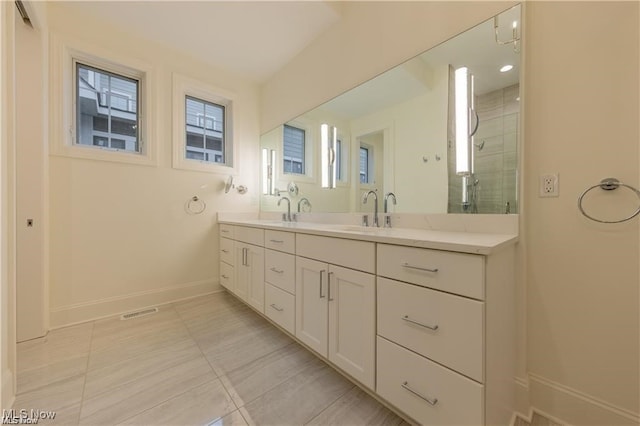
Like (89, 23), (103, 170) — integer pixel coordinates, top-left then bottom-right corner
(279, 117), (315, 184)
(50, 34), (157, 166)
(172, 73), (236, 174)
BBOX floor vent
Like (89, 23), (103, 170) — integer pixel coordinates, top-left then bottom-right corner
(120, 307), (158, 321)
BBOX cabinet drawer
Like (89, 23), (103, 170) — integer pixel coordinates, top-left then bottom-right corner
(235, 226), (264, 246)
(265, 230), (295, 254)
(377, 337), (483, 426)
(220, 261), (234, 291)
(265, 249), (295, 294)
(377, 277), (484, 382)
(296, 234), (375, 273)
(219, 223), (235, 239)
(220, 237), (234, 265)
(265, 283), (295, 335)
(377, 244), (484, 300)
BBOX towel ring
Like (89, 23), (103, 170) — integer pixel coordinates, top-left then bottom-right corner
(577, 178), (640, 223)
(186, 196), (206, 215)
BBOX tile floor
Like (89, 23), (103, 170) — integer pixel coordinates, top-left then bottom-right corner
(13, 292), (410, 425)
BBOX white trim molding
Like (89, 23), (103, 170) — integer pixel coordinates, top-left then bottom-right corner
(527, 373), (639, 426)
(1, 368), (15, 410)
(514, 376), (530, 417)
(49, 279), (219, 328)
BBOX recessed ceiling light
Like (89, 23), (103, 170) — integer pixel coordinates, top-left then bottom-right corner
(500, 65), (514, 73)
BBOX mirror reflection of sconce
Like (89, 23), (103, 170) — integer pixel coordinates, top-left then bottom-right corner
(455, 67), (473, 176)
(321, 124), (337, 189)
(261, 148), (276, 195)
(494, 12), (520, 53)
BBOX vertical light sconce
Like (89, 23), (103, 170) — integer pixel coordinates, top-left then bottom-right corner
(261, 148), (276, 195)
(262, 149), (269, 194)
(321, 124), (337, 189)
(455, 67), (471, 176)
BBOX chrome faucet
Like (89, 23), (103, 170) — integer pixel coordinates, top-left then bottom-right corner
(362, 190), (379, 227)
(278, 196), (292, 222)
(297, 197), (311, 213)
(383, 192), (397, 228)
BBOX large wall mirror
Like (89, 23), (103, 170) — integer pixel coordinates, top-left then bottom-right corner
(261, 5), (521, 215)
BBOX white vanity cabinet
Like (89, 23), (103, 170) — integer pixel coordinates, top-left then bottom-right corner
(264, 230), (296, 334)
(219, 224), (235, 293)
(295, 235), (376, 390)
(217, 221), (516, 425)
(235, 242), (265, 312)
(375, 243), (515, 426)
(223, 226), (265, 313)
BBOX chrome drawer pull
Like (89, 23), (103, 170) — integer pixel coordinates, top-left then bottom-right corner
(402, 315), (439, 331)
(269, 239), (284, 243)
(221, 275), (229, 279)
(320, 270), (326, 298)
(221, 229), (229, 233)
(221, 249), (229, 253)
(401, 262), (438, 273)
(270, 303), (284, 312)
(401, 381), (438, 406)
(328, 271), (334, 301)
(270, 267), (284, 274)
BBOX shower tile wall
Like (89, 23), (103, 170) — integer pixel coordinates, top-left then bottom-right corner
(448, 84), (519, 213)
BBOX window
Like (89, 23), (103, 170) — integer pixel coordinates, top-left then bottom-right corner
(172, 74), (234, 172)
(360, 146), (370, 184)
(76, 63), (140, 153)
(52, 41), (155, 165)
(283, 124), (305, 175)
(185, 96), (226, 164)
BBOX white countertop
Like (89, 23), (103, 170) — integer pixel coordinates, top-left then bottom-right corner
(218, 218), (518, 255)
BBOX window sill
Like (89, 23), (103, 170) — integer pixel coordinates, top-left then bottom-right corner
(51, 143), (157, 167)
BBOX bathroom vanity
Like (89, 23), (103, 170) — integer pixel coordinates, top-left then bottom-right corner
(218, 218), (517, 425)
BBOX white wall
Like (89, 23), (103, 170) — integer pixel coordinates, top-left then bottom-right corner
(46, 4), (260, 327)
(261, 1), (639, 425)
(524, 2), (639, 424)
(15, 1), (47, 342)
(0, 0), (17, 410)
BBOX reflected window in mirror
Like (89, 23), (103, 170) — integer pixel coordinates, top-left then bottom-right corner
(283, 124), (306, 175)
(359, 144), (373, 184)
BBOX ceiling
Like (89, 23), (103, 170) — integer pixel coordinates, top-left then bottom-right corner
(58, 1), (343, 83)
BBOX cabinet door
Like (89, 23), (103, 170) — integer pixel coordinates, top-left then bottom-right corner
(246, 244), (265, 313)
(328, 264), (376, 390)
(295, 256), (328, 357)
(234, 243), (249, 301)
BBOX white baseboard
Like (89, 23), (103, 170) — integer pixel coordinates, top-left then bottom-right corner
(50, 279), (219, 328)
(526, 373), (639, 426)
(514, 376), (530, 415)
(1, 368), (15, 410)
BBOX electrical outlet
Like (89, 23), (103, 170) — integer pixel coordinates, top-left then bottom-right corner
(539, 173), (559, 197)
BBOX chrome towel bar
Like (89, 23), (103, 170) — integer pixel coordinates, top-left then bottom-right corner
(578, 178), (640, 224)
